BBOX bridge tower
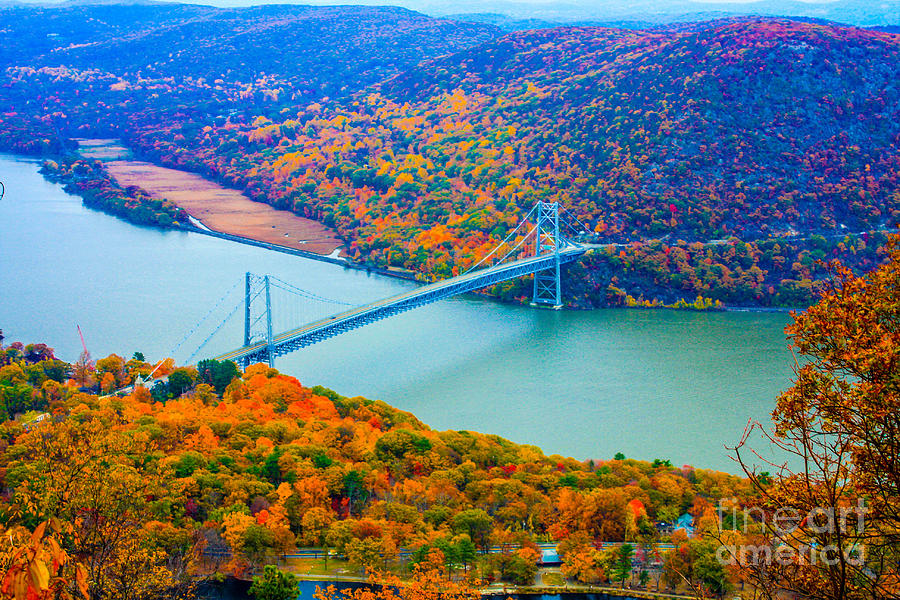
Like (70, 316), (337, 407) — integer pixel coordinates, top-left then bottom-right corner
(243, 272), (275, 367)
(531, 201), (563, 308)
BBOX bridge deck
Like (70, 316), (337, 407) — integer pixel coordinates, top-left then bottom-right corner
(215, 245), (586, 364)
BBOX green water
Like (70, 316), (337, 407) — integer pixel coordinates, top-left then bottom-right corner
(0, 154), (794, 472)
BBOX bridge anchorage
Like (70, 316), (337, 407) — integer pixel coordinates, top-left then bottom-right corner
(201, 201), (586, 366)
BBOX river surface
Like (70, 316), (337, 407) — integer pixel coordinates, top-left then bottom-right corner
(0, 154), (795, 472)
(199, 578), (645, 600)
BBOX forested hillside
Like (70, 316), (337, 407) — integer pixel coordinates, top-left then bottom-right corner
(0, 4), (500, 154)
(0, 340), (748, 594)
(129, 19), (900, 305)
(1, 4), (501, 95)
(2, 6), (899, 307)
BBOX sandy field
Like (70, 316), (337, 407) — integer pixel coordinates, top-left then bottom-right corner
(75, 140), (343, 256)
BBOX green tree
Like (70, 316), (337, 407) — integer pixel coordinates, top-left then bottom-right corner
(263, 447), (284, 484)
(691, 540), (729, 596)
(243, 524), (275, 568)
(167, 368), (196, 397)
(249, 565), (298, 600)
(433, 538), (459, 569)
(197, 358), (240, 394)
(346, 537), (383, 572)
(455, 536), (477, 572)
(343, 470), (368, 515)
(0, 381), (34, 418)
(451, 509), (492, 553)
(375, 429), (432, 461)
(638, 569), (650, 588)
(150, 380), (168, 403)
(500, 554), (537, 586)
(607, 543), (634, 588)
(174, 451), (206, 478)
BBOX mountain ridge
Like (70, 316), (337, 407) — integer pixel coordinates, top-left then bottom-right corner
(2, 6), (899, 307)
(0, 3), (503, 89)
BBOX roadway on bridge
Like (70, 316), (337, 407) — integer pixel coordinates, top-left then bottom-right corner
(214, 245), (586, 364)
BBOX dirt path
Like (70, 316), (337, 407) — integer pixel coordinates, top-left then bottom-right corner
(76, 139), (344, 257)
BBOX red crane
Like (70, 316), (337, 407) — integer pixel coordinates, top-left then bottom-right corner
(76, 324), (89, 356)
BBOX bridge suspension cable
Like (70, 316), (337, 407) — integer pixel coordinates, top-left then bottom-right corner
(182, 272), (361, 366)
(492, 224), (538, 265)
(185, 291), (255, 365)
(463, 203), (540, 274)
(559, 206), (591, 237)
(168, 278), (243, 358)
(267, 276), (359, 307)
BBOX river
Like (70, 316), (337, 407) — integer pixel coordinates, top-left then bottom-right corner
(0, 154), (794, 472)
(200, 578), (649, 600)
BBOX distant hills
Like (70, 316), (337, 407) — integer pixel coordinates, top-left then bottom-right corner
(120, 17), (900, 305)
(2, 3), (899, 307)
(0, 4), (501, 93)
(225, 18), (896, 247)
(4, 0), (900, 28)
(421, 0), (900, 27)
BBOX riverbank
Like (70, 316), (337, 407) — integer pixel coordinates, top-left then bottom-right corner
(72, 139), (423, 282)
(202, 574), (685, 600)
(76, 138), (346, 256)
(187, 224), (419, 280)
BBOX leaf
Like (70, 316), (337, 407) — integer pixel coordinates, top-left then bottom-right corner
(13, 572), (27, 600)
(28, 559), (50, 591)
(76, 564), (89, 599)
(46, 537), (62, 559)
(30, 522), (46, 545)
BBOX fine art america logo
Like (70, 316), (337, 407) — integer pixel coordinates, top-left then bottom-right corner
(715, 499), (868, 567)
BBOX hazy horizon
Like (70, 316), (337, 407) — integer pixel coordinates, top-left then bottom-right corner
(4, 0), (897, 28)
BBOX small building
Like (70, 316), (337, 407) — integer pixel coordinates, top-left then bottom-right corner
(539, 548), (561, 566)
(657, 513), (695, 538)
(673, 513), (695, 536)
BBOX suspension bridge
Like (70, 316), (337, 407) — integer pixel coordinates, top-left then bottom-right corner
(176, 202), (586, 367)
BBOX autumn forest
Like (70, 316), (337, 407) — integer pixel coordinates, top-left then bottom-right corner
(3, 2), (900, 599)
(2, 6), (899, 308)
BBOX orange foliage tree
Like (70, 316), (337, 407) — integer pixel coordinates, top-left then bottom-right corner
(314, 550), (480, 600)
(0, 520), (88, 600)
(734, 241), (900, 598)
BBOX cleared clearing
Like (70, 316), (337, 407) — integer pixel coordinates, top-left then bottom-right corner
(75, 139), (343, 256)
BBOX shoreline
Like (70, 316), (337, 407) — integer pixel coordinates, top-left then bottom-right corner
(184, 223), (420, 282)
(71, 139), (424, 284)
(290, 576), (688, 600)
(239, 573), (686, 600)
(78, 138), (347, 255)
(7, 148), (808, 314)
